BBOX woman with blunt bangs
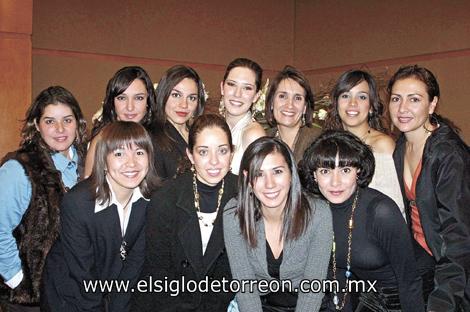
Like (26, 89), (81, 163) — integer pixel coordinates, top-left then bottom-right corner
(224, 137), (332, 312)
(388, 65), (470, 311)
(150, 65), (206, 181)
(324, 69), (405, 220)
(133, 114), (236, 312)
(220, 57), (266, 174)
(265, 66), (321, 164)
(85, 66), (157, 178)
(0, 86), (87, 311)
(42, 121), (159, 312)
(300, 130), (423, 312)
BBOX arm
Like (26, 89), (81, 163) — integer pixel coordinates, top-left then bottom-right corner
(295, 199), (333, 312)
(223, 207), (263, 312)
(0, 160), (32, 288)
(59, 193), (103, 310)
(84, 134), (100, 179)
(427, 149), (470, 311)
(373, 197), (425, 312)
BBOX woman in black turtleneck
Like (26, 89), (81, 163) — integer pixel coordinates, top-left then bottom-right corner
(300, 130), (424, 312)
(132, 114), (236, 312)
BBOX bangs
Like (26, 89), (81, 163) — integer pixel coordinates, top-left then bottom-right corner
(312, 140), (361, 169)
(102, 122), (152, 154)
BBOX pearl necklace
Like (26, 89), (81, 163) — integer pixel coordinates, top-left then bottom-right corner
(192, 173), (224, 227)
(331, 189), (359, 310)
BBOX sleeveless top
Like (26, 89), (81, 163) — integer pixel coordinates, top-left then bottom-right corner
(230, 112), (255, 175)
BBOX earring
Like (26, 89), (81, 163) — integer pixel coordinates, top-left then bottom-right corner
(104, 169), (107, 176)
(190, 164), (195, 173)
(219, 95), (225, 116)
(368, 111), (373, 120)
(301, 113), (306, 126)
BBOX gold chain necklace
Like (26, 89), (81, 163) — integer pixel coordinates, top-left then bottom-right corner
(192, 172), (224, 227)
(331, 189), (359, 310)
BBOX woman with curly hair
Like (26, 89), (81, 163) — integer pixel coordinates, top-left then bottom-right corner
(0, 86), (87, 311)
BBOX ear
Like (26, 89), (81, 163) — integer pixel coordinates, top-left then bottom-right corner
(242, 170), (248, 178)
(220, 81), (225, 96)
(429, 96), (438, 115)
(34, 119), (40, 132)
(303, 103), (307, 114)
(186, 148), (195, 165)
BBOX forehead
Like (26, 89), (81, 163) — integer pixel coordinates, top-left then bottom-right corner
(277, 78), (305, 94)
(349, 80), (370, 92)
(41, 102), (74, 117)
(260, 151), (288, 170)
(391, 77), (428, 94)
(122, 78), (147, 93)
(194, 126), (229, 146)
(226, 67), (256, 83)
(174, 77), (198, 92)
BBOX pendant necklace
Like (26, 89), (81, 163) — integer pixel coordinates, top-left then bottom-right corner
(192, 172), (224, 227)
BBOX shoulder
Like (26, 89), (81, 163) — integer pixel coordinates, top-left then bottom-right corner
(242, 122), (265, 143)
(0, 159), (28, 178)
(368, 131), (395, 154)
(363, 188), (401, 220)
(306, 194), (331, 222)
(298, 126), (321, 146)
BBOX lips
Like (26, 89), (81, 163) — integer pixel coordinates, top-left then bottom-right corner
(280, 110), (296, 117)
(397, 116), (413, 123)
(206, 168), (221, 177)
(54, 136), (68, 142)
(121, 171), (140, 179)
(263, 191), (280, 199)
(345, 110), (360, 117)
(329, 190), (344, 197)
(228, 100), (244, 107)
(124, 114), (138, 120)
(176, 111), (189, 117)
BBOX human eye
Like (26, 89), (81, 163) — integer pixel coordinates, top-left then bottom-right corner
(226, 81), (236, 87)
(341, 167), (352, 174)
(44, 119), (54, 125)
(390, 96), (400, 103)
(410, 97), (421, 103)
(113, 150), (123, 157)
(243, 85), (254, 91)
(64, 117), (75, 124)
(318, 168), (330, 175)
(358, 94), (369, 101)
(295, 95), (304, 102)
(277, 93), (287, 100)
(340, 93), (350, 99)
(171, 91), (181, 98)
(188, 95), (198, 102)
(135, 94), (147, 101)
(198, 149), (208, 156)
(273, 168), (284, 175)
(218, 147), (229, 155)
(115, 95), (127, 101)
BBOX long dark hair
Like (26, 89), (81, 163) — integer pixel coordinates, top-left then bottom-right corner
(150, 65), (206, 152)
(91, 66), (157, 139)
(300, 130), (375, 196)
(325, 69), (386, 132)
(90, 121), (159, 204)
(237, 137), (311, 248)
(265, 66), (315, 127)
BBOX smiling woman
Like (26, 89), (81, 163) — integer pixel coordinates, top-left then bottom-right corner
(41, 121), (159, 312)
(133, 114), (237, 312)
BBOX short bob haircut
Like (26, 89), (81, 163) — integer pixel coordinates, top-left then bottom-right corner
(152, 65), (206, 151)
(237, 137), (311, 248)
(264, 65), (315, 128)
(91, 66), (157, 139)
(21, 85), (88, 164)
(90, 121), (159, 204)
(222, 57), (263, 92)
(324, 69), (386, 132)
(187, 113), (233, 153)
(300, 130), (375, 196)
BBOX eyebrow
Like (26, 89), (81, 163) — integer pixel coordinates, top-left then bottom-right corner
(42, 114), (74, 119)
(227, 79), (255, 87)
(195, 144), (230, 149)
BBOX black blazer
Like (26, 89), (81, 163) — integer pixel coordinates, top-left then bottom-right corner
(393, 117), (470, 311)
(41, 179), (148, 312)
(131, 172), (238, 312)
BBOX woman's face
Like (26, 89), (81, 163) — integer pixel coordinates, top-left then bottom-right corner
(252, 151), (292, 213)
(337, 80), (371, 130)
(221, 67), (260, 118)
(314, 155), (358, 204)
(106, 142), (149, 196)
(273, 78), (307, 128)
(36, 103), (77, 157)
(165, 78), (199, 126)
(389, 77), (437, 135)
(114, 79), (148, 123)
(187, 126), (232, 186)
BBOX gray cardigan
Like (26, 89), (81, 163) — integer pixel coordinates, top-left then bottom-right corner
(223, 195), (333, 312)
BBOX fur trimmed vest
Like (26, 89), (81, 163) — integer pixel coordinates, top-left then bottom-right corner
(0, 146), (66, 304)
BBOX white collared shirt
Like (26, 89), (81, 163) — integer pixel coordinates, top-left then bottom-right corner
(94, 179), (149, 236)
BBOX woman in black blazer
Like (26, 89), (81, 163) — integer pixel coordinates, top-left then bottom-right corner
(42, 121), (159, 312)
(132, 114), (237, 312)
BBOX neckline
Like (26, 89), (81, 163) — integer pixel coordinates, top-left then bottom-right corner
(330, 188), (359, 210)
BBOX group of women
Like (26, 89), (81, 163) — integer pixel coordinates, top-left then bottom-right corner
(0, 58), (468, 312)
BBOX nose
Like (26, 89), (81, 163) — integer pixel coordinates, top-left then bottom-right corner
(264, 173), (275, 189)
(180, 97), (189, 109)
(209, 150), (219, 166)
(286, 96), (294, 109)
(126, 154), (136, 167)
(349, 96), (357, 107)
(126, 99), (135, 112)
(55, 121), (65, 133)
(234, 86), (242, 98)
(331, 169), (340, 187)
(398, 99), (407, 113)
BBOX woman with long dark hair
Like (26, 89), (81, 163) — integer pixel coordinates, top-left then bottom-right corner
(0, 86), (87, 311)
(224, 137), (332, 312)
(388, 65), (470, 311)
(324, 69), (405, 219)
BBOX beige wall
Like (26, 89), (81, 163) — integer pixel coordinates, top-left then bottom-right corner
(0, 0), (32, 157)
(27, 0), (470, 146)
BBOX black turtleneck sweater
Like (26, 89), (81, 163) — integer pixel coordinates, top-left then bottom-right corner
(328, 187), (424, 312)
(197, 179), (223, 213)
